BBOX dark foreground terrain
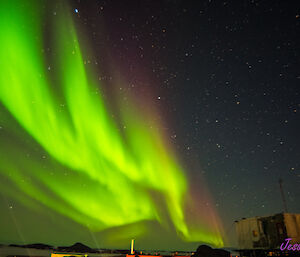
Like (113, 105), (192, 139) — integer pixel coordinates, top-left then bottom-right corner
(0, 243), (231, 257)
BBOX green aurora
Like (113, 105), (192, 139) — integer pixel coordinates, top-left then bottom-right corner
(0, 1), (223, 247)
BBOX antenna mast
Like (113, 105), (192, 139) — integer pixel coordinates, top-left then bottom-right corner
(279, 178), (288, 213)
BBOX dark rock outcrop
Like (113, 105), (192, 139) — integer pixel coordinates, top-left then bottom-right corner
(194, 245), (230, 257)
(57, 242), (97, 253)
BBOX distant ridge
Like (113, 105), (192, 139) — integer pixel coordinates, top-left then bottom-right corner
(9, 243), (53, 250)
(7, 242), (95, 252)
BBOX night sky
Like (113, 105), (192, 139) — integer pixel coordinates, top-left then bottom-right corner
(0, 0), (300, 251)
